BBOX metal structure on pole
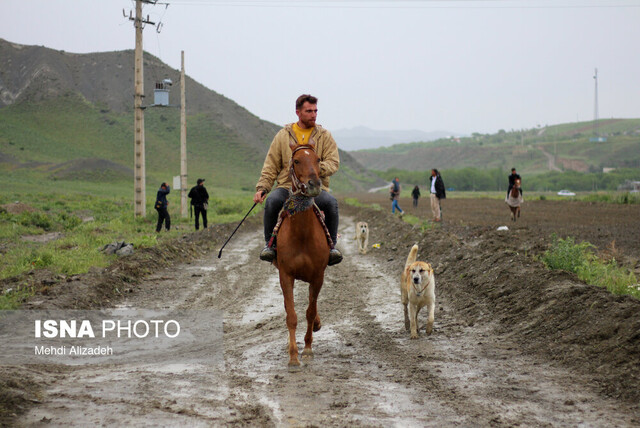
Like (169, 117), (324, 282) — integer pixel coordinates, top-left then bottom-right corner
(180, 51), (188, 218)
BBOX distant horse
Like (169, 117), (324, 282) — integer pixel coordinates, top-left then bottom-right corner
(272, 140), (330, 368)
(505, 178), (522, 221)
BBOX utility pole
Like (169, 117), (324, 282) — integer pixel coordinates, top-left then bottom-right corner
(593, 68), (599, 138)
(180, 51), (187, 218)
(127, 0), (157, 217)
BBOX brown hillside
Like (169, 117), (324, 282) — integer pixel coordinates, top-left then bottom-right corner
(0, 38), (280, 154)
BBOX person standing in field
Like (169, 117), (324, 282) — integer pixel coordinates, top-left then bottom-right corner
(253, 94), (343, 266)
(390, 177), (404, 217)
(188, 178), (209, 230)
(154, 182), (171, 232)
(429, 169), (446, 222)
(411, 185), (421, 208)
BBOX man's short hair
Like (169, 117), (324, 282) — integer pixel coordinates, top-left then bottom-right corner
(511, 168), (516, 172)
(296, 94), (318, 110)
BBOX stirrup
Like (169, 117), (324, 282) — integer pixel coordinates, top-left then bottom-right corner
(260, 245), (276, 262)
(328, 248), (343, 266)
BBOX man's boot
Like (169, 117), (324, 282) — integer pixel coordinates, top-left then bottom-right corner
(328, 248), (343, 266)
(260, 245), (276, 262)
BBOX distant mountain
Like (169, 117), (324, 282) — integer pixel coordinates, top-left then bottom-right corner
(333, 126), (456, 151)
(0, 39), (385, 192)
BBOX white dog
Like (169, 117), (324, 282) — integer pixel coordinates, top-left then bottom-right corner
(355, 222), (369, 254)
(401, 244), (436, 339)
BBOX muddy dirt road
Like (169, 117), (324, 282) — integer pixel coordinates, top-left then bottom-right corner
(9, 198), (640, 427)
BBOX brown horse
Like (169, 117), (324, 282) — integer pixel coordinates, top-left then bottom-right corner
(506, 178), (522, 221)
(274, 140), (330, 368)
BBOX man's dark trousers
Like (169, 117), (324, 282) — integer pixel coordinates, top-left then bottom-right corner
(263, 187), (339, 245)
(194, 205), (207, 230)
(156, 207), (171, 232)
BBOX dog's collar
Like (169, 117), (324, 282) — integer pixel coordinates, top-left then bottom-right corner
(408, 269), (432, 296)
(411, 281), (429, 296)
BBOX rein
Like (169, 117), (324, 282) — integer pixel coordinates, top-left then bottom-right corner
(511, 180), (521, 198)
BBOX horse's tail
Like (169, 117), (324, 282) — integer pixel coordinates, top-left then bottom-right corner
(404, 244), (419, 272)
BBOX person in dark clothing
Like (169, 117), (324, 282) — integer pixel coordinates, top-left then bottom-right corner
(155, 182), (171, 232)
(429, 169), (446, 222)
(188, 178), (210, 230)
(411, 185), (421, 208)
(507, 168), (522, 198)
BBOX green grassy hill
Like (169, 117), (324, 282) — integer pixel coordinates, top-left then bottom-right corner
(0, 93), (382, 195)
(0, 93), (265, 190)
(352, 119), (640, 175)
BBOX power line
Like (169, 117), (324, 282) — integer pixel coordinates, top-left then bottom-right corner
(165, 0), (640, 9)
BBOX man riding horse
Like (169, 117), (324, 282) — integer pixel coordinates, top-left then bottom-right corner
(253, 94), (343, 266)
(507, 167), (522, 198)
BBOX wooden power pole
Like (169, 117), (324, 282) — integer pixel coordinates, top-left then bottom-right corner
(180, 51), (188, 217)
(133, 0), (146, 217)
(129, 0), (156, 218)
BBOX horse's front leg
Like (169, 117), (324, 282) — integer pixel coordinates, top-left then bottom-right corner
(303, 279), (323, 359)
(279, 273), (299, 367)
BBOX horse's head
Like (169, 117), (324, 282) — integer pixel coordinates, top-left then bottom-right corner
(511, 178), (521, 198)
(289, 140), (322, 197)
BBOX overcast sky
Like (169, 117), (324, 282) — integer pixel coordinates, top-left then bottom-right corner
(2, 0), (639, 135)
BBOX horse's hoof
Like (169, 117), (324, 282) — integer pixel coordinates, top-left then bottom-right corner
(410, 334), (418, 340)
(313, 318), (322, 332)
(301, 348), (314, 359)
(288, 360), (301, 371)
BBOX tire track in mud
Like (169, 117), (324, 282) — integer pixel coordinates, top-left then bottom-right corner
(20, 216), (639, 427)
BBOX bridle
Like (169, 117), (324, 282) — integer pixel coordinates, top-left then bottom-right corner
(511, 179), (521, 197)
(289, 144), (318, 196)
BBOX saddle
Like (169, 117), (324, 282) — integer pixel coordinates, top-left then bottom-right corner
(267, 193), (335, 251)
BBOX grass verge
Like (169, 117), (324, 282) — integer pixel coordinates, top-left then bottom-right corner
(0, 184), (259, 309)
(541, 234), (639, 299)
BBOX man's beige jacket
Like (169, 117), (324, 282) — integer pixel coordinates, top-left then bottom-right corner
(255, 124), (340, 194)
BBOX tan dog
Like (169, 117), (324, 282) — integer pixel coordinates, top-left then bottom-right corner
(401, 244), (435, 339)
(355, 221), (369, 254)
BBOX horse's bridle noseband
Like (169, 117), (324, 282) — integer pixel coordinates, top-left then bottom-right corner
(289, 144), (318, 196)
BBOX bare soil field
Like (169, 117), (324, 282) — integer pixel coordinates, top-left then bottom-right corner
(1, 196), (640, 427)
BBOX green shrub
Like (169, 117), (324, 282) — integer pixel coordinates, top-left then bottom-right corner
(24, 250), (55, 269)
(19, 211), (53, 231)
(541, 235), (593, 273)
(542, 234), (639, 299)
(56, 212), (83, 230)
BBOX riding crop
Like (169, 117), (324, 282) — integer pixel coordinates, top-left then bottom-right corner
(217, 191), (264, 258)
